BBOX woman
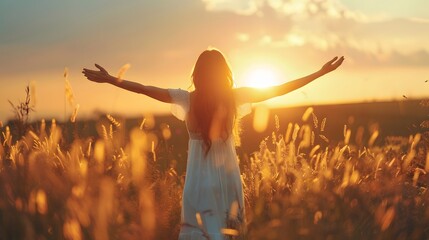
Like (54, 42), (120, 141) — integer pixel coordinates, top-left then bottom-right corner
(83, 49), (344, 239)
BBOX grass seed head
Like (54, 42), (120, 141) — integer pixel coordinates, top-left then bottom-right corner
(301, 107), (313, 122)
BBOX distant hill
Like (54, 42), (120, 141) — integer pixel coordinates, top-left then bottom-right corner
(5, 99), (427, 170)
(239, 99), (427, 152)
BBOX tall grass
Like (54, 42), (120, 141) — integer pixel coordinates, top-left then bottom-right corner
(242, 112), (429, 239)
(0, 116), (184, 239)
(1, 93), (428, 239)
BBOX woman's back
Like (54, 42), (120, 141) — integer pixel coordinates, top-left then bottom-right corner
(187, 92), (234, 141)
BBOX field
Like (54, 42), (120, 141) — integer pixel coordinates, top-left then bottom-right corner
(1, 97), (429, 239)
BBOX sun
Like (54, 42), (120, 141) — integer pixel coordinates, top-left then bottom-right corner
(244, 67), (280, 89)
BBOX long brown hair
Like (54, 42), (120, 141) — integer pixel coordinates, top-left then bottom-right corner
(190, 49), (236, 154)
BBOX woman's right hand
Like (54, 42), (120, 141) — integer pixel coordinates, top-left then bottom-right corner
(82, 64), (115, 83)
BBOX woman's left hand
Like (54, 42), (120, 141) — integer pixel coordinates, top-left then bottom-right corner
(320, 56), (345, 74)
(82, 64), (114, 83)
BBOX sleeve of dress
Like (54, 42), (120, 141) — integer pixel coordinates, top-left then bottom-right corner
(234, 88), (252, 118)
(237, 102), (252, 118)
(168, 88), (190, 121)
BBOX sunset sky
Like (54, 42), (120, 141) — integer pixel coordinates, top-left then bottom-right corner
(1, 0), (428, 122)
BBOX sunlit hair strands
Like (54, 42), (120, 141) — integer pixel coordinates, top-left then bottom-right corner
(190, 48), (237, 154)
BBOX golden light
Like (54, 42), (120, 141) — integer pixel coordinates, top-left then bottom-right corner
(253, 105), (269, 133)
(244, 66), (280, 89)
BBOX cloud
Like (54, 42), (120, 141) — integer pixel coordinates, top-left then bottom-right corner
(200, 0), (429, 67)
(201, 0), (263, 15)
(200, 0), (378, 22)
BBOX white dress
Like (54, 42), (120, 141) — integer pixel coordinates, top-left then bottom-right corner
(168, 89), (250, 240)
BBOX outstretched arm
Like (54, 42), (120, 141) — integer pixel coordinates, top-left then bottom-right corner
(234, 56), (344, 103)
(82, 64), (172, 103)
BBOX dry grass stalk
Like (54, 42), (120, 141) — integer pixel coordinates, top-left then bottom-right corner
(117, 63), (131, 82)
